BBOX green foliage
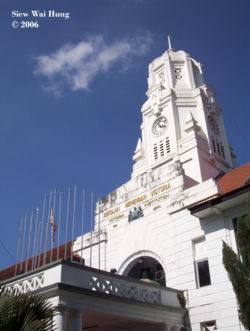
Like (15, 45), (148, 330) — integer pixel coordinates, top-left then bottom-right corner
(237, 195), (250, 274)
(0, 284), (56, 331)
(222, 242), (250, 329)
(222, 193), (250, 330)
(177, 292), (186, 308)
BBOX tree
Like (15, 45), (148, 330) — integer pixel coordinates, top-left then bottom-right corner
(0, 284), (56, 331)
(222, 193), (250, 330)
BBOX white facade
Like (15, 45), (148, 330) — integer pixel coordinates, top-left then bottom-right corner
(4, 259), (189, 330)
(74, 44), (247, 331)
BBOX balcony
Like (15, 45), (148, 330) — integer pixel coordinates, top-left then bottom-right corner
(3, 260), (189, 331)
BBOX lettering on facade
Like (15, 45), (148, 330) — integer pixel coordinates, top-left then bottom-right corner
(144, 193), (169, 207)
(102, 184), (170, 222)
(108, 214), (124, 223)
(125, 194), (147, 208)
(153, 205), (161, 211)
(151, 183), (171, 197)
(104, 207), (120, 218)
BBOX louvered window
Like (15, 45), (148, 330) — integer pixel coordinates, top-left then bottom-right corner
(216, 140), (221, 156)
(165, 137), (170, 154)
(153, 144), (158, 160)
(153, 138), (170, 162)
(160, 140), (164, 157)
(212, 137), (216, 153)
(220, 143), (225, 159)
(212, 137), (226, 160)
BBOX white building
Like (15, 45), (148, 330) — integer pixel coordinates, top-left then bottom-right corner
(1, 43), (250, 331)
(73, 42), (250, 331)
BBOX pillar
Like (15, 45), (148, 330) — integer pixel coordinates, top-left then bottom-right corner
(69, 309), (82, 331)
(54, 305), (66, 331)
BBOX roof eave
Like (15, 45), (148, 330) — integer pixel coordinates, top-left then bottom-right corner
(188, 184), (250, 218)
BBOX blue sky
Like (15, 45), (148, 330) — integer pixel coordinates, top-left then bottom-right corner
(0, 0), (249, 269)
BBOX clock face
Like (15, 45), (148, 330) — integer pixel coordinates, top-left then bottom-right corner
(152, 116), (168, 137)
(208, 116), (219, 134)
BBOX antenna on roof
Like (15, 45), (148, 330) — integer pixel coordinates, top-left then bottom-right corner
(168, 35), (173, 50)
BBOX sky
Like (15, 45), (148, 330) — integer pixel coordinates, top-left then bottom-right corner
(0, 0), (249, 270)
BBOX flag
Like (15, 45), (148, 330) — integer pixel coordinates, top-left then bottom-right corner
(49, 210), (57, 248)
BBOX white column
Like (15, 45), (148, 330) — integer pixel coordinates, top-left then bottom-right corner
(69, 309), (82, 330)
(54, 305), (66, 331)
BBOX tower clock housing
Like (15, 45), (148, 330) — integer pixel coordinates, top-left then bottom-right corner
(132, 45), (236, 184)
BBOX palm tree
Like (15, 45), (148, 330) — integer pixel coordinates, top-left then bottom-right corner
(0, 284), (56, 331)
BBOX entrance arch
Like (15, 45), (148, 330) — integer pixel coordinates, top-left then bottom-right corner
(118, 251), (166, 286)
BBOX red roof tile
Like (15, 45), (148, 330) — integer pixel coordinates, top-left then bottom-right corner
(217, 162), (250, 194)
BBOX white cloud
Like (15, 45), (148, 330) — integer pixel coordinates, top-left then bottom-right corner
(34, 34), (152, 95)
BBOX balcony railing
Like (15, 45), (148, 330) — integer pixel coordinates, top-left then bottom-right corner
(4, 260), (182, 308)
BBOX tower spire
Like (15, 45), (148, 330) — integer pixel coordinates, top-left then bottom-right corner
(168, 35), (172, 50)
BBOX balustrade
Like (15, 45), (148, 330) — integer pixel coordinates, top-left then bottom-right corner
(90, 274), (161, 304)
(7, 273), (44, 293)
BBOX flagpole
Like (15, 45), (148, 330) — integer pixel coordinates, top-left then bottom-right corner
(34, 220), (42, 269)
(71, 184), (77, 261)
(80, 188), (85, 265)
(31, 208), (39, 270)
(90, 192), (93, 267)
(15, 216), (24, 276)
(38, 194), (46, 268)
(98, 196), (101, 270)
(64, 188), (71, 260)
(50, 188), (57, 263)
(25, 209), (34, 273)
(49, 210), (54, 263)
(57, 192), (62, 261)
(21, 213), (27, 273)
(43, 190), (52, 266)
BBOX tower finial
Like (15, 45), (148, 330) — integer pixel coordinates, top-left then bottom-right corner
(168, 35), (172, 50)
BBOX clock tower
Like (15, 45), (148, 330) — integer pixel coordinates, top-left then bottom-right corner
(73, 41), (245, 331)
(132, 38), (237, 184)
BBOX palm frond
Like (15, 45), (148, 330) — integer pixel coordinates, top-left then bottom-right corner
(0, 286), (57, 331)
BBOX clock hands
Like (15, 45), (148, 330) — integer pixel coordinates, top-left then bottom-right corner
(152, 116), (168, 136)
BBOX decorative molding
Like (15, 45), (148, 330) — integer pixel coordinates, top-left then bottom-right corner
(128, 206), (144, 222)
(7, 273), (44, 293)
(90, 275), (161, 304)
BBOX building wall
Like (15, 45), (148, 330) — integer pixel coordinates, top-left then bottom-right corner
(74, 178), (247, 330)
(73, 46), (245, 330)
